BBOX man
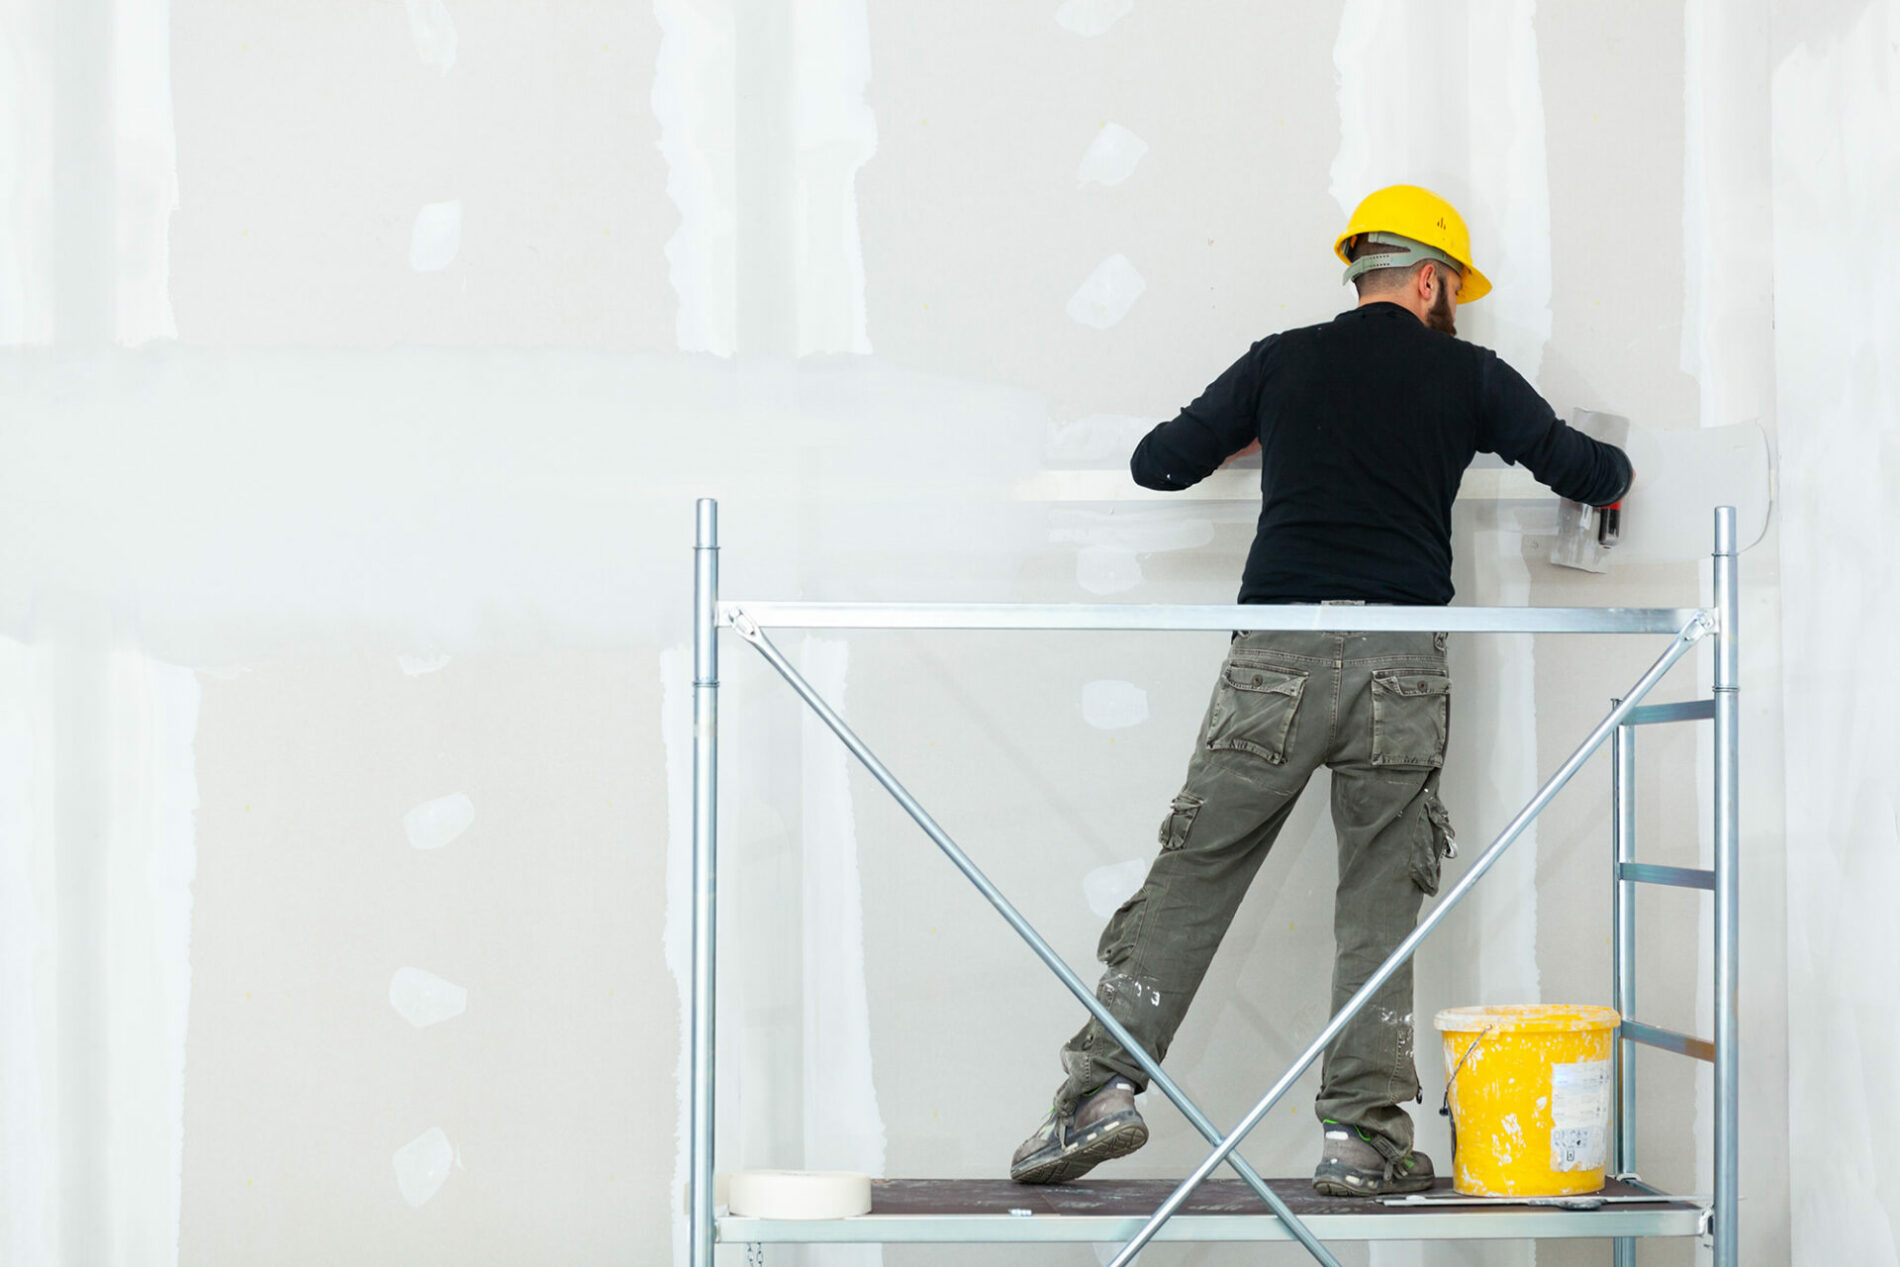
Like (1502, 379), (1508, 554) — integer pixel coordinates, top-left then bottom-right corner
(1010, 184), (1632, 1196)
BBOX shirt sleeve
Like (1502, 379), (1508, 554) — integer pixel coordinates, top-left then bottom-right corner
(1475, 350), (1634, 506)
(1130, 338), (1272, 491)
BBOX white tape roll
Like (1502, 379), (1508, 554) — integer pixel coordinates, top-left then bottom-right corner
(726, 1169), (873, 1219)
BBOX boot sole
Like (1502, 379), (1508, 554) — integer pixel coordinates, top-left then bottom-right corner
(1312, 1165), (1434, 1199)
(1010, 1117), (1149, 1185)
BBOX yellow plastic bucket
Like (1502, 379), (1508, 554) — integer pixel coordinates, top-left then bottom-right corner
(1435, 1004), (1620, 1197)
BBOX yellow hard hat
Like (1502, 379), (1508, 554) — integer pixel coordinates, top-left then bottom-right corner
(1333, 184), (1491, 303)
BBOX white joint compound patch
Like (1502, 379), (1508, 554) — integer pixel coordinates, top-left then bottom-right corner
(408, 200), (462, 272)
(1081, 680), (1148, 730)
(403, 792), (474, 851)
(392, 1126), (454, 1206)
(388, 967), (468, 1028)
(1044, 415), (1155, 465)
(1066, 254), (1146, 330)
(1549, 1059), (1611, 1172)
(1075, 546), (1141, 594)
(1056, 0), (1132, 37)
(403, 0), (458, 75)
(397, 653), (451, 677)
(1076, 123), (1148, 187)
(1083, 858), (1149, 919)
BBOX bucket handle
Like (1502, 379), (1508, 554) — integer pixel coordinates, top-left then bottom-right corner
(1438, 1025), (1496, 1162)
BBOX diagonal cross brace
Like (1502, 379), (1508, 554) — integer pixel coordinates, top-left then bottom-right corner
(1101, 612), (1715, 1266)
(729, 609), (1344, 1267)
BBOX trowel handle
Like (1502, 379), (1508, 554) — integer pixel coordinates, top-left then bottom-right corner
(1596, 500), (1622, 548)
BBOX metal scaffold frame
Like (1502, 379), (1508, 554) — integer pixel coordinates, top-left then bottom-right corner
(689, 498), (1741, 1266)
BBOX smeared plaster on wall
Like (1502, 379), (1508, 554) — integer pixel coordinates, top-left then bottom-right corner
(398, 654), (451, 678)
(798, 639), (885, 1264)
(1774, 4), (1899, 1262)
(392, 1125), (454, 1207)
(1083, 858), (1149, 919)
(1075, 547), (1142, 595)
(0, 639), (54, 1264)
(0, 5), (56, 345)
(402, 792), (475, 851)
(404, 0), (458, 76)
(790, 0), (877, 356)
(388, 967), (468, 1029)
(1050, 508), (1214, 555)
(1081, 680), (1148, 730)
(112, 0), (178, 344)
(408, 200), (463, 273)
(1056, 505), (1214, 595)
(652, 0), (737, 355)
(1055, 0), (1132, 39)
(1045, 415), (1154, 466)
(1066, 253), (1146, 329)
(103, 650), (198, 1263)
(1077, 123), (1148, 188)
(660, 645), (692, 1267)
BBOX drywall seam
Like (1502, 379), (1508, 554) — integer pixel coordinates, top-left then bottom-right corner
(797, 637), (884, 1266)
(0, 3), (57, 345)
(112, 0), (178, 344)
(100, 648), (197, 1267)
(790, 0), (876, 355)
(1333, 12), (1549, 1264)
(0, 638), (55, 1265)
(1773, 5), (1900, 1263)
(660, 643), (693, 1267)
(652, 0), (737, 355)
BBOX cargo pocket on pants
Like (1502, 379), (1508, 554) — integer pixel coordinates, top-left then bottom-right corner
(1371, 668), (1451, 767)
(1205, 661), (1309, 765)
(1156, 792), (1203, 853)
(1410, 789), (1457, 895)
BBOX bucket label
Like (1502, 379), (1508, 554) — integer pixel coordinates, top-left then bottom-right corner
(1549, 1059), (1612, 1172)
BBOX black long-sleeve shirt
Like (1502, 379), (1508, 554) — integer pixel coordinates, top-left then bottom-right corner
(1130, 302), (1633, 605)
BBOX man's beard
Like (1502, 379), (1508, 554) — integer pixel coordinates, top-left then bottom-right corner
(1427, 283), (1457, 335)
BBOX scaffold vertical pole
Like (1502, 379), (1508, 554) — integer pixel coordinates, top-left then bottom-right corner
(1712, 506), (1740, 1267)
(1612, 712), (1637, 1267)
(691, 499), (720, 1267)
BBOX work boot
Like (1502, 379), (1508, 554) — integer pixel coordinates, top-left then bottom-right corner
(1312, 1118), (1435, 1197)
(1009, 1077), (1148, 1185)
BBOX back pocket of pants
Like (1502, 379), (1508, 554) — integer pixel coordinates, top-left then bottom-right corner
(1205, 661), (1308, 765)
(1370, 669), (1450, 767)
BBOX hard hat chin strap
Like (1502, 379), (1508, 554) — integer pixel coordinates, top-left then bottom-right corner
(1342, 231), (1463, 286)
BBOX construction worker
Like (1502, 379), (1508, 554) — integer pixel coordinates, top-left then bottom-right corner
(1010, 185), (1633, 1196)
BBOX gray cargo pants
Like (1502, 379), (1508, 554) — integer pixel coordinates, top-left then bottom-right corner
(1056, 627), (1456, 1154)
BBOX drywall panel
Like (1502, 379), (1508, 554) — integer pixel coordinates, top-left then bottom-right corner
(166, 1), (678, 349)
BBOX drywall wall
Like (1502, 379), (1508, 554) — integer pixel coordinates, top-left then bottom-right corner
(1773, 2), (1898, 1264)
(0, 1), (1826, 1265)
